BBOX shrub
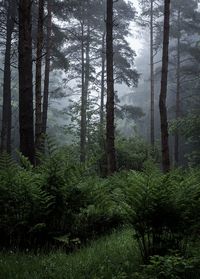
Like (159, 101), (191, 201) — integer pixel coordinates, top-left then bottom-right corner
(0, 154), (52, 248)
(116, 137), (159, 171)
(134, 254), (200, 279)
(123, 166), (200, 262)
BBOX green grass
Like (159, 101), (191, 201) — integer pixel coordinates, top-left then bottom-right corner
(0, 229), (140, 279)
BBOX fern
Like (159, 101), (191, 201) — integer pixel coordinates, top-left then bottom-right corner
(16, 150), (33, 171)
(0, 152), (17, 171)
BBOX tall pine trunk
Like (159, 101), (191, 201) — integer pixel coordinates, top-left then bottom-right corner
(159, 0), (171, 172)
(150, 0), (155, 146)
(106, 0), (116, 175)
(100, 0), (106, 133)
(85, 23), (90, 146)
(1, 0), (15, 153)
(42, 0), (52, 135)
(174, 9), (181, 166)
(100, 31), (106, 132)
(18, 0), (35, 163)
(35, 0), (44, 151)
(80, 19), (86, 163)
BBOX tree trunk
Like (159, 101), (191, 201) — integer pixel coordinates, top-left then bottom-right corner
(159, 0), (171, 172)
(18, 0), (35, 164)
(100, 31), (106, 132)
(1, 0), (15, 153)
(174, 9), (181, 166)
(100, 0), (106, 133)
(80, 20), (86, 163)
(150, 0), (155, 146)
(106, 0), (116, 175)
(85, 23), (90, 144)
(35, 0), (44, 151)
(42, 0), (52, 135)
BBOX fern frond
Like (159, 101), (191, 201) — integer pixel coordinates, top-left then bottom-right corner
(0, 152), (17, 170)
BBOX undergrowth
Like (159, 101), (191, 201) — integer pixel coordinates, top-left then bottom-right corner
(0, 229), (140, 279)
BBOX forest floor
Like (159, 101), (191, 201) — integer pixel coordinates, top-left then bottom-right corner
(0, 229), (141, 279)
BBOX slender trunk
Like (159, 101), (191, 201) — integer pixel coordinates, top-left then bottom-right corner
(18, 0), (35, 163)
(100, 31), (106, 131)
(159, 0), (171, 172)
(150, 0), (155, 146)
(1, 0), (15, 153)
(80, 21), (86, 163)
(42, 0), (52, 135)
(106, 0), (116, 175)
(174, 9), (181, 166)
(100, 0), (106, 133)
(85, 24), (90, 104)
(85, 23), (90, 146)
(35, 0), (44, 151)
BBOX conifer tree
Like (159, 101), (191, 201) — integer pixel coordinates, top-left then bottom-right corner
(18, 0), (35, 163)
(159, 0), (171, 172)
(106, 0), (116, 174)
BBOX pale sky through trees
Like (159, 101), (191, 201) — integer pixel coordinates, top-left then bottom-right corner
(127, 0), (144, 55)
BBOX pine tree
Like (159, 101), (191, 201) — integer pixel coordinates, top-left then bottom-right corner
(18, 0), (35, 163)
(159, 0), (171, 172)
(1, 0), (16, 153)
(42, 0), (52, 136)
(106, 0), (116, 175)
(35, 0), (45, 152)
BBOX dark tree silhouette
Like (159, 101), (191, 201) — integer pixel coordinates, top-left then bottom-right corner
(18, 0), (35, 163)
(1, 0), (16, 153)
(35, 0), (45, 151)
(106, 0), (116, 175)
(150, 0), (155, 146)
(42, 0), (52, 136)
(159, 0), (171, 172)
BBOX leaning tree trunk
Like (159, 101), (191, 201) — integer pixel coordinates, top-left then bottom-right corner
(150, 0), (155, 146)
(42, 0), (52, 135)
(1, 0), (15, 153)
(159, 0), (171, 172)
(18, 0), (35, 164)
(174, 9), (181, 166)
(106, 0), (116, 175)
(35, 0), (44, 152)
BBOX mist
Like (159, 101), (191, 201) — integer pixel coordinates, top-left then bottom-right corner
(0, 1), (200, 276)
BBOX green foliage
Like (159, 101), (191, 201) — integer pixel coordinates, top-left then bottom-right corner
(116, 105), (145, 120)
(170, 113), (200, 166)
(0, 229), (140, 279)
(0, 148), (200, 260)
(134, 254), (200, 279)
(0, 157), (52, 247)
(116, 137), (159, 171)
(0, 147), (125, 249)
(121, 167), (200, 262)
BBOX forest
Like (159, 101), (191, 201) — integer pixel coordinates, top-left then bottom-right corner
(0, 0), (200, 278)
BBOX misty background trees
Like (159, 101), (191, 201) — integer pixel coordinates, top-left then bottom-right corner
(0, 1), (200, 277)
(0, 0), (199, 173)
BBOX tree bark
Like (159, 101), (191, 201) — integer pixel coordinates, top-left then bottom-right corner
(174, 9), (181, 166)
(42, 0), (52, 135)
(1, 0), (15, 153)
(100, 31), (106, 132)
(150, 0), (155, 146)
(106, 0), (116, 175)
(159, 0), (171, 172)
(18, 0), (35, 163)
(80, 20), (87, 163)
(85, 23), (90, 144)
(35, 0), (44, 151)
